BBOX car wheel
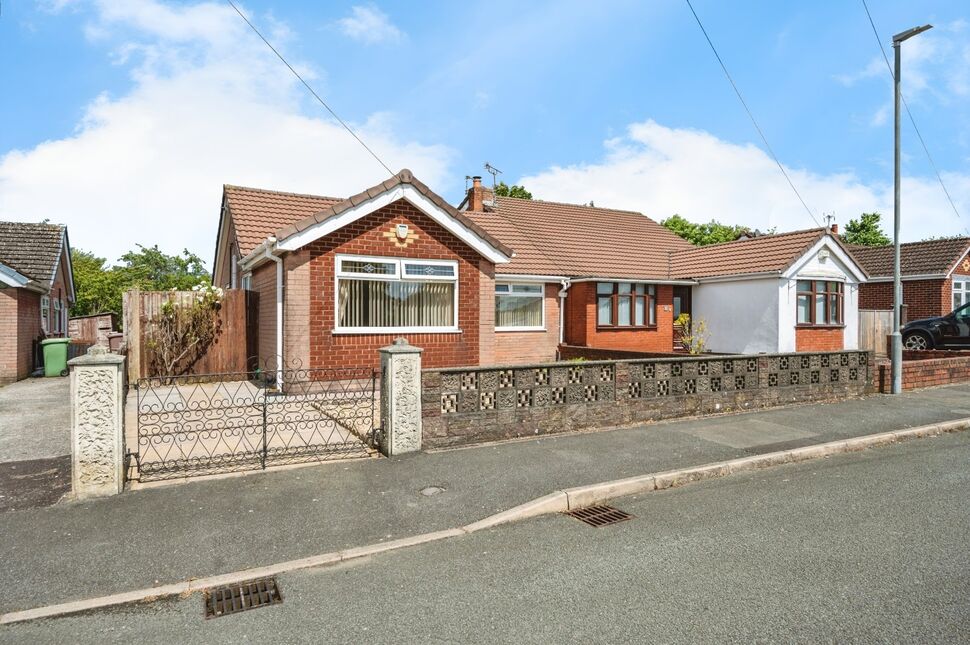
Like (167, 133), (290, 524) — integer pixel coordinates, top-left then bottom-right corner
(903, 332), (931, 350)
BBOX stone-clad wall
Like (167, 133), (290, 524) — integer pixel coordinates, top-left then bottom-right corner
(421, 351), (874, 448)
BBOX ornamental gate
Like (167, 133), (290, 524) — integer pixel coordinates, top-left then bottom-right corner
(129, 366), (377, 482)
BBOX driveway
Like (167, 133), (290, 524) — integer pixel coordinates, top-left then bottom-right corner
(0, 377), (72, 512)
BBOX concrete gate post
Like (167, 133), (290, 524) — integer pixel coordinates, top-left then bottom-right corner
(379, 338), (423, 456)
(69, 345), (126, 499)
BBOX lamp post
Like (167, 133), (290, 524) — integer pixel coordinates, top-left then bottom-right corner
(890, 24), (932, 395)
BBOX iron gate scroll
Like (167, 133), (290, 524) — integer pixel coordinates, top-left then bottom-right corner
(131, 365), (377, 482)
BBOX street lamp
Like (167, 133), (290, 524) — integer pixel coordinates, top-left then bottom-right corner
(890, 23), (932, 395)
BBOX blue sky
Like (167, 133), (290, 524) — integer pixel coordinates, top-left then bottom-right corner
(1, 0), (968, 263)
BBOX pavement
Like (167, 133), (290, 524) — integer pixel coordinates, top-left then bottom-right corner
(3, 429), (968, 643)
(1, 383), (970, 617)
(0, 377), (71, 512)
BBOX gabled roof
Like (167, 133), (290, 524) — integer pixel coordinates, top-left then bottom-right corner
(465, 197), (693, 280)
(223, 185), (344, 256)
(669, 227), (853, 279)
(848, 237), (970, 279)
(0, 221), (68, 290)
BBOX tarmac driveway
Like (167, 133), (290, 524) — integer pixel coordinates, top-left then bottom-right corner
(0, 377), (72, 512)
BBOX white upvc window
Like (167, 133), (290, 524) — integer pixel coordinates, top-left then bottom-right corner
(52, 298), (62, 334)
(241, 273), (252, 291)
(334, 254), (459, 334)
(40, 296), (50, 333)
(495, 283), (545, 331)
(953, 275), (970, 310)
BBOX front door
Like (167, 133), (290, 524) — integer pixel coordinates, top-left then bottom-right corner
(672, 286), (692, 351)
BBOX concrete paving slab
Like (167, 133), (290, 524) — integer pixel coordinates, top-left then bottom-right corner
(0, 377), (71, 463)
(675, 417), (817, 449)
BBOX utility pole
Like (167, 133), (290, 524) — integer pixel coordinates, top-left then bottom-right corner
(891, 24), (932, 395)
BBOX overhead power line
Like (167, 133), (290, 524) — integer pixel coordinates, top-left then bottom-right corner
(684, 0), (822, 228)
(225, 0), (395, 177)
(860, 0), (968, 235)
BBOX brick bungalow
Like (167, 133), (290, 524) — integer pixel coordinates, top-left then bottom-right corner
(212, 170), (868, 370)
(851, 237), (970, 321)
(0, 222), (75, 384)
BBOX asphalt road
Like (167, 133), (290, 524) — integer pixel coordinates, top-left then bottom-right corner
(5, 430), (969, 644)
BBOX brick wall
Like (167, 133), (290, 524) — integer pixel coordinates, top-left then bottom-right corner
(304, 199), (487, 370)
(0, 289), (43, 384)
(423, 350), (873, 448)
(564, 282), (676, 352)
(795, 326), (844, 351)
(493, 283), (561, 365)
(877, 350), (970, 391)
(252, 262), (277, 368)
(859, 278), (950, 321)
(0, 289), (18, 384)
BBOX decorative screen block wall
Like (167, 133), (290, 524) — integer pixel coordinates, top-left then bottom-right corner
(421, 351), (873, 448)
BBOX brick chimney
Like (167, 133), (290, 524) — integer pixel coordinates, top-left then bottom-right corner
(830, 223), (839, 235)
(468, 176), (484, 211)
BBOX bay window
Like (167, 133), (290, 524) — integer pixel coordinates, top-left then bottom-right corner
(796, 280), (843, 326)
(495, 283), (544, 330)
(335, 255), (458, 332)
(596, 282), (656, 328)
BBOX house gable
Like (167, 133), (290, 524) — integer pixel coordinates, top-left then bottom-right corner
(782, 235), (867, 283)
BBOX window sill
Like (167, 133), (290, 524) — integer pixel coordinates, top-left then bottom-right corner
(495, 326), (547, 333)
(333, 327), (462, 335)
(596, 325), (658, 332)
(795, 324), (845, 329)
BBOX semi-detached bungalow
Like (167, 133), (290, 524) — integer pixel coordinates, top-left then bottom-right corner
(211, 170), (868, 371)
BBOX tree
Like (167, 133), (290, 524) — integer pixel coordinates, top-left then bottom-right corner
(661, 214), (749, 246)
(842, 212), (890, 246)
(69, 245), (211, 318)
(493, 182), (533, 200)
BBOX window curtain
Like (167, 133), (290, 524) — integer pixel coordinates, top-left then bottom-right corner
(496, 296), (542, 327)
(339, 279), (454, 328)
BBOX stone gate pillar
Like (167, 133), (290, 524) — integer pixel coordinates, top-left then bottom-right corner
(69, 345), (126, 499)
(379, 338), (423, 456)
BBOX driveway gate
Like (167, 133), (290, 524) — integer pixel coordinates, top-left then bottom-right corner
(129, 366), (377, 482)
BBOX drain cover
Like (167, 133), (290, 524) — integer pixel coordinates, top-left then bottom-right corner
(204, 577), (282, 619)
(565, 505), (634, 527)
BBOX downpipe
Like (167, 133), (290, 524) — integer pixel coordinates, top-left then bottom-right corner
(264, 237), (284, 390)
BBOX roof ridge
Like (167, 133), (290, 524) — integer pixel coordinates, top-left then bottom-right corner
(673, 226), (827, 253)
(224, 184), (344, 202)
(494, 195), (645, 216)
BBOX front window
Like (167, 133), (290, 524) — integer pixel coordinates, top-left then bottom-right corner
(596, 282), (656, 328)
(495, 283), (544, 330)
(40, 296), (50, 333)
(796, 280), (843, 325)
(52, 298), (62, 334)
(335, 255), (458, 332)
(953, 276), (970, 310)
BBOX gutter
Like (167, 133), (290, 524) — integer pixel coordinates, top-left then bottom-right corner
(263, 237), (284, 387)
(568, 277), (698, 286)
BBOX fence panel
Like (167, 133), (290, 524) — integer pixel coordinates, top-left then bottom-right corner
(859, 309), (893, 357)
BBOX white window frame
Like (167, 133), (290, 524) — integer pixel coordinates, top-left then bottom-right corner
(953, 275), (970, 311)
(241, 272), (252, 291)
(333, 254), (460, 334)
(40, 295), (50, 333)
(495, 282), (545, 332)
(52, 298), (62, 334)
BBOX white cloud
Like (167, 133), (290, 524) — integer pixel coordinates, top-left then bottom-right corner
(519, 120), (970, 242)
(0, 0), (448, 264)
(337, 5), (403, 45)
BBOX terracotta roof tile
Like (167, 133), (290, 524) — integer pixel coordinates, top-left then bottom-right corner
(848, 238), (970, 278)
(669, 228), (830, 279)
(0, 221), (65, 288)
(224, 185), (344, 256)
(465, 197), (693, 279)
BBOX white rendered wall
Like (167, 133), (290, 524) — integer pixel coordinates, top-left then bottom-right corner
(692, 278), (779, 354)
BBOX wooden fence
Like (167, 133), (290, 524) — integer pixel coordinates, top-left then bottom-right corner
(123, 289), (258, 382)
(858, 309), (893, 358)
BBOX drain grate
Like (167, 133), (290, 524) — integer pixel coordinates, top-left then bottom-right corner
(565, 505), (634, 527)
(204, 577), (282, 619)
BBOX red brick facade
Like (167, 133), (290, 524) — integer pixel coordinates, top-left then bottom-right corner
(300, 199), (486, 370)
(795, 326), (844, 352)
(563, 282), (676, 353)
(877, 351), (970, 391)
(858, 278), (951, 321)
(493, 283), (561, 364)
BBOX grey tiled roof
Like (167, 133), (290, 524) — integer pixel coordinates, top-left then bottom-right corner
(0, 221), (66, 288)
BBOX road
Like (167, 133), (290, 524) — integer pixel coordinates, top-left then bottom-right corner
(4, 430), (969, 643)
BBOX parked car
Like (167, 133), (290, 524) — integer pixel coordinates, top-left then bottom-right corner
(902, 302), (970, 350)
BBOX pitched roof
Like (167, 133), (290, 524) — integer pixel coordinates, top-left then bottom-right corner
(848, 237), (970, 278)
(224, 185), (343, 256)
(0, 221), (66, 288)
(465, 197), (693, 279)
(669, 228), (835, 279)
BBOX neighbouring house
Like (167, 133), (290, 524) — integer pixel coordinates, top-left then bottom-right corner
(0, 221), (75, 384)
(850, 237), (970, 321)
(211, 170), (868, 371)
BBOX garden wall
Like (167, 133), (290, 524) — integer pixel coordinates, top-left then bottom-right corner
(422, 350), (874, 448)
(877, 350), (970, 392)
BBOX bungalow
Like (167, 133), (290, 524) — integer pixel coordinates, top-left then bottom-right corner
(211, 170), (867, 371)
(851, 237), (970, 321)
(0, 222), (75, 384)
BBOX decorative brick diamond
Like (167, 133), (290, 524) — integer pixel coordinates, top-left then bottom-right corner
(671, 363), (682, 377)
(830, 369), (840, 382)
(698, 362), (709, 375)
(657, 380), (669, 396)
(849, 368), (858, 381)
(800, 356), (811, 369)
(568, 367), (583, 384)
(643, 364), (656, 379)
(747, 359), (758, 373)
(779, 357), (789, 370)
(735, 375), (746, 390)
(840, 354), (849, 366)
(811, 370), (820, 384)
(552, 387), (565, 404)
(790, 372), (799, 385)
(685, 378), (697, 394)
(768, 373), (779, 387)
(711, 377), (721, 392)
(584, 385), (597, 402)
(599, 366), (614, 382)
(723, 361), (734, 374)
(629, 382), (642, 399)
(821, 355), (830, 367)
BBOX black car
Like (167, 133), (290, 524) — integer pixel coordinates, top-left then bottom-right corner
(902, 302), (970, 350)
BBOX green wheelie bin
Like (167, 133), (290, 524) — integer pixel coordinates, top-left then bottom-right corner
(41, 338), (71, 377)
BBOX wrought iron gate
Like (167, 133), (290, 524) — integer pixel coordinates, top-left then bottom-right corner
(130, 366), (377, 482)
